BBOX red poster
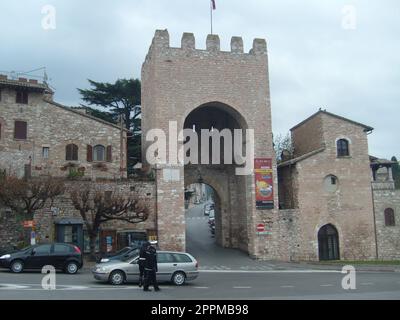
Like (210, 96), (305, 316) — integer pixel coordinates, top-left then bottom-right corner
(255, 158), (274, 209)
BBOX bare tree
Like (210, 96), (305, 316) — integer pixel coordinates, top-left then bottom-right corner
(273, 133), (294, 163)
(70, 185), (150, 260)
(0, 176), (65, 220)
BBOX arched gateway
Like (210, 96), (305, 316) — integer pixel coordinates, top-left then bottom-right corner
(141, 30), (277, 258)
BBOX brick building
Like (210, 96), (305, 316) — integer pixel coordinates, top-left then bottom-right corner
(0, 75), (156, 253)
(0, 74), (127, 180)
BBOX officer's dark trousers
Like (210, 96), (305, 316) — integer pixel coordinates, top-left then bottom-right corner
(138, 265), (145, 286)
(144, 270), (159, 290)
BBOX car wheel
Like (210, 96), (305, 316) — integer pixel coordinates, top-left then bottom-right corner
(109, 270), (125, 285)
(10, 260), (24, 273)
(172, 271), (186, 286)
(65, 261), (79, 274)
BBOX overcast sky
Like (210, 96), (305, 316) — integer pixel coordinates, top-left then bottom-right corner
(1, 0), (399, 159)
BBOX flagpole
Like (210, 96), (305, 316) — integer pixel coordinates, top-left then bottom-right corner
(210, 1), (213, 34)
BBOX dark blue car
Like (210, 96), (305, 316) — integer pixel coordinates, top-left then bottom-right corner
(0, 243), (83, 274)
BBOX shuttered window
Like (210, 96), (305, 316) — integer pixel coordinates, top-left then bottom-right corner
(16, 90), (28, 104)
(385, 208), (396, 226)
(87, 145), (93, 162)
(66, 144), (78, 161)
(106, 146), (112, 162)
(14, 121), (27, 140)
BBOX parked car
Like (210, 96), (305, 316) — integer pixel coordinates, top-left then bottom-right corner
(92, 251), (199, 286)
(0, 245), (17, 257)
(204, 203), (215, 216)
(208, 209), (215, 224)
(0, 243), (83, 274)
(97, 246), (139, 263)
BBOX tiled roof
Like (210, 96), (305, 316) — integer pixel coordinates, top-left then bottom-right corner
(291, 110), (374, 132)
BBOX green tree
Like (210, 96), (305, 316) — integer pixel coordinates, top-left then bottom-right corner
(78, 79), (142, 168)
(72, 106), (118, 124)
(391, 156), (400, 189)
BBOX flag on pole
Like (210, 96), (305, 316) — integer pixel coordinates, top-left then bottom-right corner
(211, 0), (216, 10)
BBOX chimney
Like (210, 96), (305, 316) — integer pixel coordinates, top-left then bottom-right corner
(28, 79), (38, 84)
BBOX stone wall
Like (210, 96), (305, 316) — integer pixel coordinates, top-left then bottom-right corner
(292, 113), (324, 157)
(0, 86), (127, 180)
(279, 112), (377, 261)
(373, 182), (400, 260)
(0, 179), (156, 250)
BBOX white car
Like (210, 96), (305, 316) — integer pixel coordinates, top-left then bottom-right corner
(92, 251), (199, 286)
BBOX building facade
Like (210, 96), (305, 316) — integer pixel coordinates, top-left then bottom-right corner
(0, 74), (127, 180)
(0, 75), (156, 253)
(1, 29), (399, 261)
(141, 30), (399, 261)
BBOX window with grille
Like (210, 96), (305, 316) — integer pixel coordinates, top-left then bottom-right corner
(42, 147), (49, 159)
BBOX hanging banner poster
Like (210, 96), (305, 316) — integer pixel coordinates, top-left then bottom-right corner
(255, 158), (274, 209)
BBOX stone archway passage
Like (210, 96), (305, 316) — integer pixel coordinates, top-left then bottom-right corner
(141, 30), (274, 258)
(183, 102), (250, 253)
(318, 224), (340, 261)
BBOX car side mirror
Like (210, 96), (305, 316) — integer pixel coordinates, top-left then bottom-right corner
(31, 250), (36, 256)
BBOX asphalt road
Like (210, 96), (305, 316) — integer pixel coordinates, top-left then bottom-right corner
(0, 203), (399, 300)
(0, 269), (400, 300)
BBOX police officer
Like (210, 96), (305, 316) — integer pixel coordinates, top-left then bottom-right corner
(138, 241), (150, 287)
(143, 241), (160, 292)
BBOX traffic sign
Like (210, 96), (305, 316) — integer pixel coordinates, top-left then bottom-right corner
(256, 223), (265, 232)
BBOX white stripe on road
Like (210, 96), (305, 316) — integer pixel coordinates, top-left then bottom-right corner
(0, 284), (30, 290)
(193, 286), (209, 289)
(233, 286), (252, 289)
(199, 270), (341, 273)
(320, 284), (334, 287)
(280, 285), (295, 288)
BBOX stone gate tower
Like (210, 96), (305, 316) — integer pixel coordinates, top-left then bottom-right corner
(141, 30), (278, 258)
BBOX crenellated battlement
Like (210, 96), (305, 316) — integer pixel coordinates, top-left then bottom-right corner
(149, 29), (267, 56)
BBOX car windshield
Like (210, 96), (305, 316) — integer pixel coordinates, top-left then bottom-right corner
(122, 253), (138, 262)
(21, 245), (35, 252)
(115, 247), (132, 256)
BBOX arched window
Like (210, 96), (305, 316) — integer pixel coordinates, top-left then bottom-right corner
(93, 145), (105, 161)
(384, 208), (395, 226)
(66, 144), (78, 161)
(337, 139), (349, 157)
(318, 224), (340, 261)
(324, 175), (339, 192)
